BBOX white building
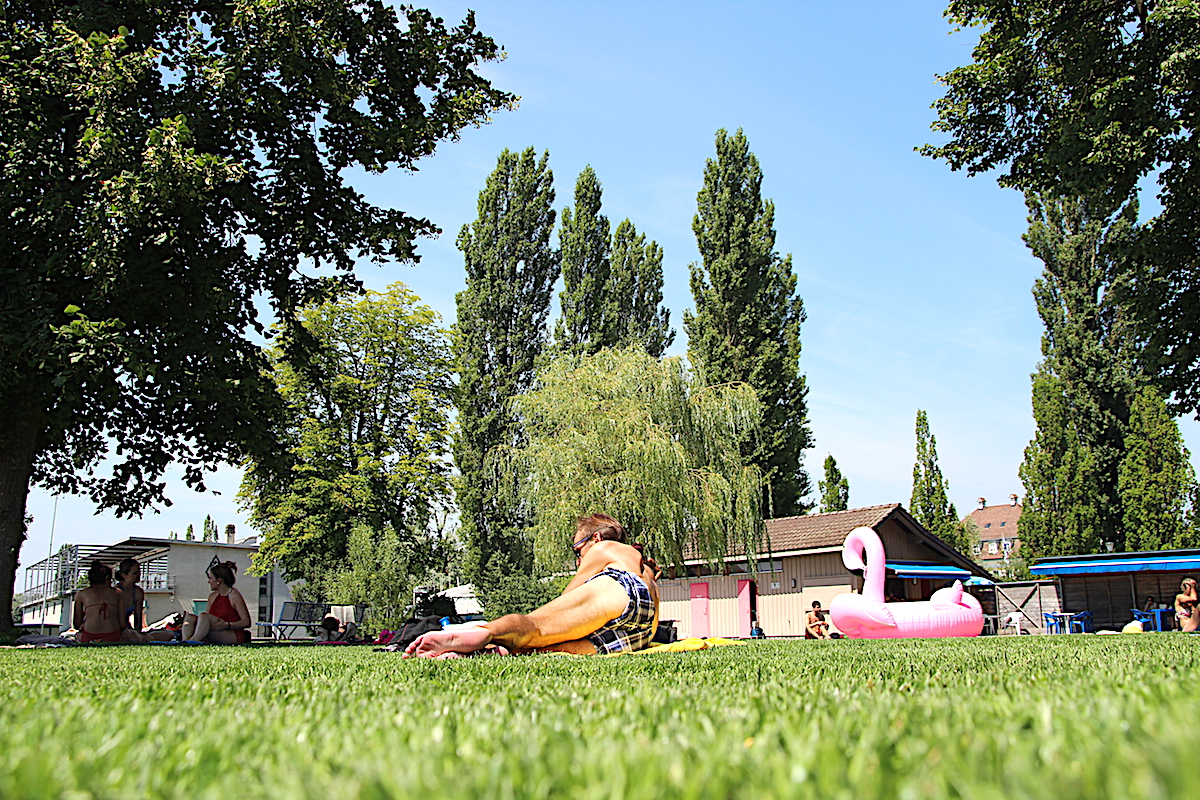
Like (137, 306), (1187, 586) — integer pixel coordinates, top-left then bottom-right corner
(20, 532), (294, 636)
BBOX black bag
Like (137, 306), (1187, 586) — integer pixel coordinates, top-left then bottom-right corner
(380, 615), (445, 651)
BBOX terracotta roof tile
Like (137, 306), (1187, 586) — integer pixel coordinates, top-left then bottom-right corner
(964, 504), (1022, 540)
(764, 504), (901, 552)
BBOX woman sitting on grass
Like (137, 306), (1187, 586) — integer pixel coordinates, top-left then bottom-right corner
(73, 562), (128, 643)
(116, 558), (175, 643)
(182, 561), (251, 644)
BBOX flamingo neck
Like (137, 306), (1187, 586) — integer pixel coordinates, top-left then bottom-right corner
(851, 529), (887, 603)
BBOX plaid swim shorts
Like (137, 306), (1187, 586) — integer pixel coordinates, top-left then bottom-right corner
(585, 567), (657, 654)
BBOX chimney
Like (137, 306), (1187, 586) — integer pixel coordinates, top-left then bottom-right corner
(977, 497), (987, 510)
(225, 524), (236, 544)
(1010, 494), (1019, 506)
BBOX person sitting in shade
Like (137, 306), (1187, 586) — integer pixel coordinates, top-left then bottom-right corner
(405, 513), (659, 657)
(115, 558), (175, 643)
(182, 561), (252, 644)
(73, 562), (128, 643)
(805, 601), (831, 639)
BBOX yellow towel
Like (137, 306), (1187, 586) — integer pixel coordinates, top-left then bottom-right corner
(635, 636), (748, 654)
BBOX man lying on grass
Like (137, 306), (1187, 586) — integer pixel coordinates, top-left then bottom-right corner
(405, 514), (660, 658)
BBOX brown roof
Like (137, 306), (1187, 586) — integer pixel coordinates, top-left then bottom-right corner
(764, 504), (901, 551)
(964, 503), (1022, 540)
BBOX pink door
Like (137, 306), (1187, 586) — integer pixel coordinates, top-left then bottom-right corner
(737, 579), (753, 639)
(690, 582), (710, 639)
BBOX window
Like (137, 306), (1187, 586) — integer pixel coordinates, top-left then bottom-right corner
(971, 543), (982, 556)
(984, 523), (992, 528)
(727, 561), (751, 574)
(987, 541), (999, 555)
(757, 558), (783, 573)
(1000, 521), (1007, 527)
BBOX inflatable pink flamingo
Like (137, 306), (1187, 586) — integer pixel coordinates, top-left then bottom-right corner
(830, 526), (984, 639)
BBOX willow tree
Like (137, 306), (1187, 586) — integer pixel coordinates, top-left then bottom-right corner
(511, 347), (765, 574)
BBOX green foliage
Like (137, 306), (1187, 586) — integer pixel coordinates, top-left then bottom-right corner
(924, 0), (1200, 411)
(685, 128), (812, 516)
(324, 521), (459, 630)
(1120, 385), (1199, 551)
(555, 167), (675, 358)
(609, 220), (676, 358)
(202, 515), (218, 543)
(1018, 195), (1194, 557)
(454, 148), (559, 606)
(0, 1), (512, 632)
(910, 410), (971, 553)
(241, 283), (455, 593)
(2, 638), (1200, 799)
(817, 454), (850, 513)
(1018, 196), (1137, 557)
(555, 166), (613, 355)
(512, 347), (765, 574)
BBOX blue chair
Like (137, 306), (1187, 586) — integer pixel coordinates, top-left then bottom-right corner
(1044, 612), (1066, 634)
(1069, 610), (1093, 633)
(1132, 609), (1156, 631)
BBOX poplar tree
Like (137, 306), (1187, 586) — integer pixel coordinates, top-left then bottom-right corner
(610, 220), (675, 358)
(1119, 386), (1199, 551)
(555, 168), (675, 357)
(555, 166), (612, 356)
(454, 148), (559, 607)
(910, 410), (971, 552)
(684, 129), (812, 516)
(818, 454), (850, 513)
(1018, 194), (1197, 556)
(1018, 196), (1136, 556)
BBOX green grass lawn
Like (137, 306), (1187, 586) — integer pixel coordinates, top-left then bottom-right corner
(0, 636), (1194, 799)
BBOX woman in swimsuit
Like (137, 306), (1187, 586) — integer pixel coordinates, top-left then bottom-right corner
(1176, 578), (1198, 632)
(72, 562), (127, 643)
(115, 558), (175, 642)
(181, 561), (252, 644)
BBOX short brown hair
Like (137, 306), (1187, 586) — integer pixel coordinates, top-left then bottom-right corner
(575, 513), (627, 543)
(208, 561), (238, 587)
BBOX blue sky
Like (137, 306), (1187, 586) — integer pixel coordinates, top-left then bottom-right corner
(19, 1), (1200, 576)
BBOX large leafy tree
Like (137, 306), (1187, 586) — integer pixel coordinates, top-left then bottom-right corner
(685, 128), (812, 516)
(454, 148), (559, 605)
(239, 283), (455, 591)
(924, 0), (1200, 411)
(818, 454), (850, 513)
(555, 167), (675, 358)
(512, 347), (765, 575)
(910, 410), (972, 553)
(0, 1), (511, 633)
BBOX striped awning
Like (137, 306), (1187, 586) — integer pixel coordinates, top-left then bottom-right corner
(886, 561), (972, 580)
(1031, 553), (1200, 576)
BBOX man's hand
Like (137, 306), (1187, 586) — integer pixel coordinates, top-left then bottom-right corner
(403, 626), (493, 658)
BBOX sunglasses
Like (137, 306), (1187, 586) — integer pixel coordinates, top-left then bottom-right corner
(571, 534), (592, 558)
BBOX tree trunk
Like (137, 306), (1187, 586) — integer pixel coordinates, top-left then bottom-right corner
(0, 402), (43, 635)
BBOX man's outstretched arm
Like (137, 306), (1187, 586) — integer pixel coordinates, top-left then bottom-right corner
(404, 575), (628, 658)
